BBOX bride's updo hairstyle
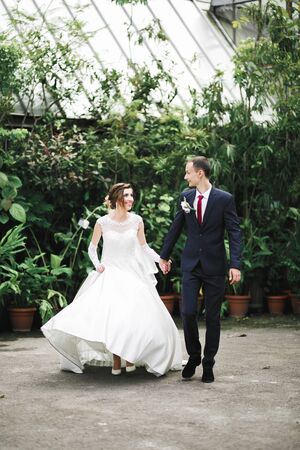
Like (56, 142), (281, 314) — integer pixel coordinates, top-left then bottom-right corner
(104, 183), (133, 209)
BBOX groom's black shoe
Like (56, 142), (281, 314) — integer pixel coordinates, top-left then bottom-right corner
(182, 357), (201, 380)
(201, 367), (214, 383)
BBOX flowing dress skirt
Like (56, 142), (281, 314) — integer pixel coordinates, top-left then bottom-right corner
(42, 266), (182, 376)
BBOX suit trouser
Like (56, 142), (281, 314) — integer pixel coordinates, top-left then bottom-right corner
(181, 263), (225, 368)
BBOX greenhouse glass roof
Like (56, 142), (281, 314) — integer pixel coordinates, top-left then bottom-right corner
(0, 0), (240, 118)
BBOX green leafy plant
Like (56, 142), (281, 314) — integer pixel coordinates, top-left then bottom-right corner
(0, 37), (23, 122)
(136, 186), (177, 293)
(0, 225), (71, 322)
(0, 225), (26, 305)
(286, 223), (300, 296)
(39, 289), (68, 324)
(0, 170), (26, 224)
(0, 0), (298, 321)
(225, 218), (272, 295)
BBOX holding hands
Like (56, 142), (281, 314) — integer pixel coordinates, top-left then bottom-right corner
(159, 258), (172, 275)
(159, 260), (241, 283)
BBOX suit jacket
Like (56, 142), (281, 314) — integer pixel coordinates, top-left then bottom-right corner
(160, 187), (242, 275)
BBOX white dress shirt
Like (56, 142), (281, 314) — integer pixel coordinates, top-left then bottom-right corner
(193, 184), (212, 222)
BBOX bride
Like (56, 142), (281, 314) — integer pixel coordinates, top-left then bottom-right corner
(41, 183), (182, 376)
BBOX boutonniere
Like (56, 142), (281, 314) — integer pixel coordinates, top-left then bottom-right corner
(181, 197), (195, 214)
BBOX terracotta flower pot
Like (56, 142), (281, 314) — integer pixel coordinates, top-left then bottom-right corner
(160, 293), (178, 315)
(8, 307), (37, 332)
(225, 295), (250, 318)
(290, 294), (300, 315)
(267, 295), (288, 315)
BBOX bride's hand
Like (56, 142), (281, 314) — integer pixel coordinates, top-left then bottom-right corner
(97, 264), (105, 273)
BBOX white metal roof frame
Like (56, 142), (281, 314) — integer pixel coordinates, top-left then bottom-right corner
(0, 0), (240, 118)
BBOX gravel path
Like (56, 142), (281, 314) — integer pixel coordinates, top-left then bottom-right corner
(0, 323), (299, 450)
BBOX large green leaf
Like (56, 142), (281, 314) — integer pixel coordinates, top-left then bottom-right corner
(0, 225), (26, 261)
(1, 198), (12, 211)
(47, 289), (68, 308)
(0, 172), (8, 188)
(0, 280), (20, 295)
(7, 175), (22, 188)
(51, 267), (72, 277)
(39, 299), (54, 324)
(0, 213), (9, 224)
(2, 185), (17, 199)
(50, 254), (62, 270)
(9, 203), (26, 222)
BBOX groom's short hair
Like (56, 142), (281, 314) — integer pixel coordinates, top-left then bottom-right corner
(189, 156), (211, 178)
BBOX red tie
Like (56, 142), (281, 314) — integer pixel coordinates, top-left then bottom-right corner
(197, 195), (204, 225)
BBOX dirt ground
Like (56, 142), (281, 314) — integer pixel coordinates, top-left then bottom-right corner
(0, 316), (299, 450)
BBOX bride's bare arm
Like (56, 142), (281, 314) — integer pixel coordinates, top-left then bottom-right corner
(88, 223), (105, 272)
(137, 220), (146, 245)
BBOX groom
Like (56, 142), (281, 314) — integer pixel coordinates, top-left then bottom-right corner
(160, 156), (242, 383)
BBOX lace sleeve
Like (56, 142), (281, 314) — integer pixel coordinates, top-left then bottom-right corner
(88, 242), (101, 270)
(135, 243), (158, 286)
(141, 244), (160, 263)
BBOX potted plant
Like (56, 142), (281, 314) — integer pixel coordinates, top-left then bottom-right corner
(0, 225), (40, 330)
(0, 225), (26, 330)
(287, 266), (300, 315)
(225, 271), (251, 319)
(7, 255), (50, 331)
(237, 220), (272, 314)
(7, 251), (71, 331)
(225, 219), (276, 318)
(158, 234), (188, 316)
(157, 270), (178, 315)
(244, 230), (272, 313)
(265, 241), (289, 315)
(286, 225), (300, 314)
(223, 226), (253, 318)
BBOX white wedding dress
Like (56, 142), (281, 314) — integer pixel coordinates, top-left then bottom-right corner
(41, 213), (182, 376)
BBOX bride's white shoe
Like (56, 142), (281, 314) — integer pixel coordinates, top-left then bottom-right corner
(126, 365), (136, 373)
(111, 368), (122, 375)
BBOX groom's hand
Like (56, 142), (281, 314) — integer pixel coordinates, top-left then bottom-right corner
(159, 258), (171, 275)
(228, 268), (241, 285)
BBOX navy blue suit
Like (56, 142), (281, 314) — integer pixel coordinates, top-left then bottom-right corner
(160, 187), (242, 368)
